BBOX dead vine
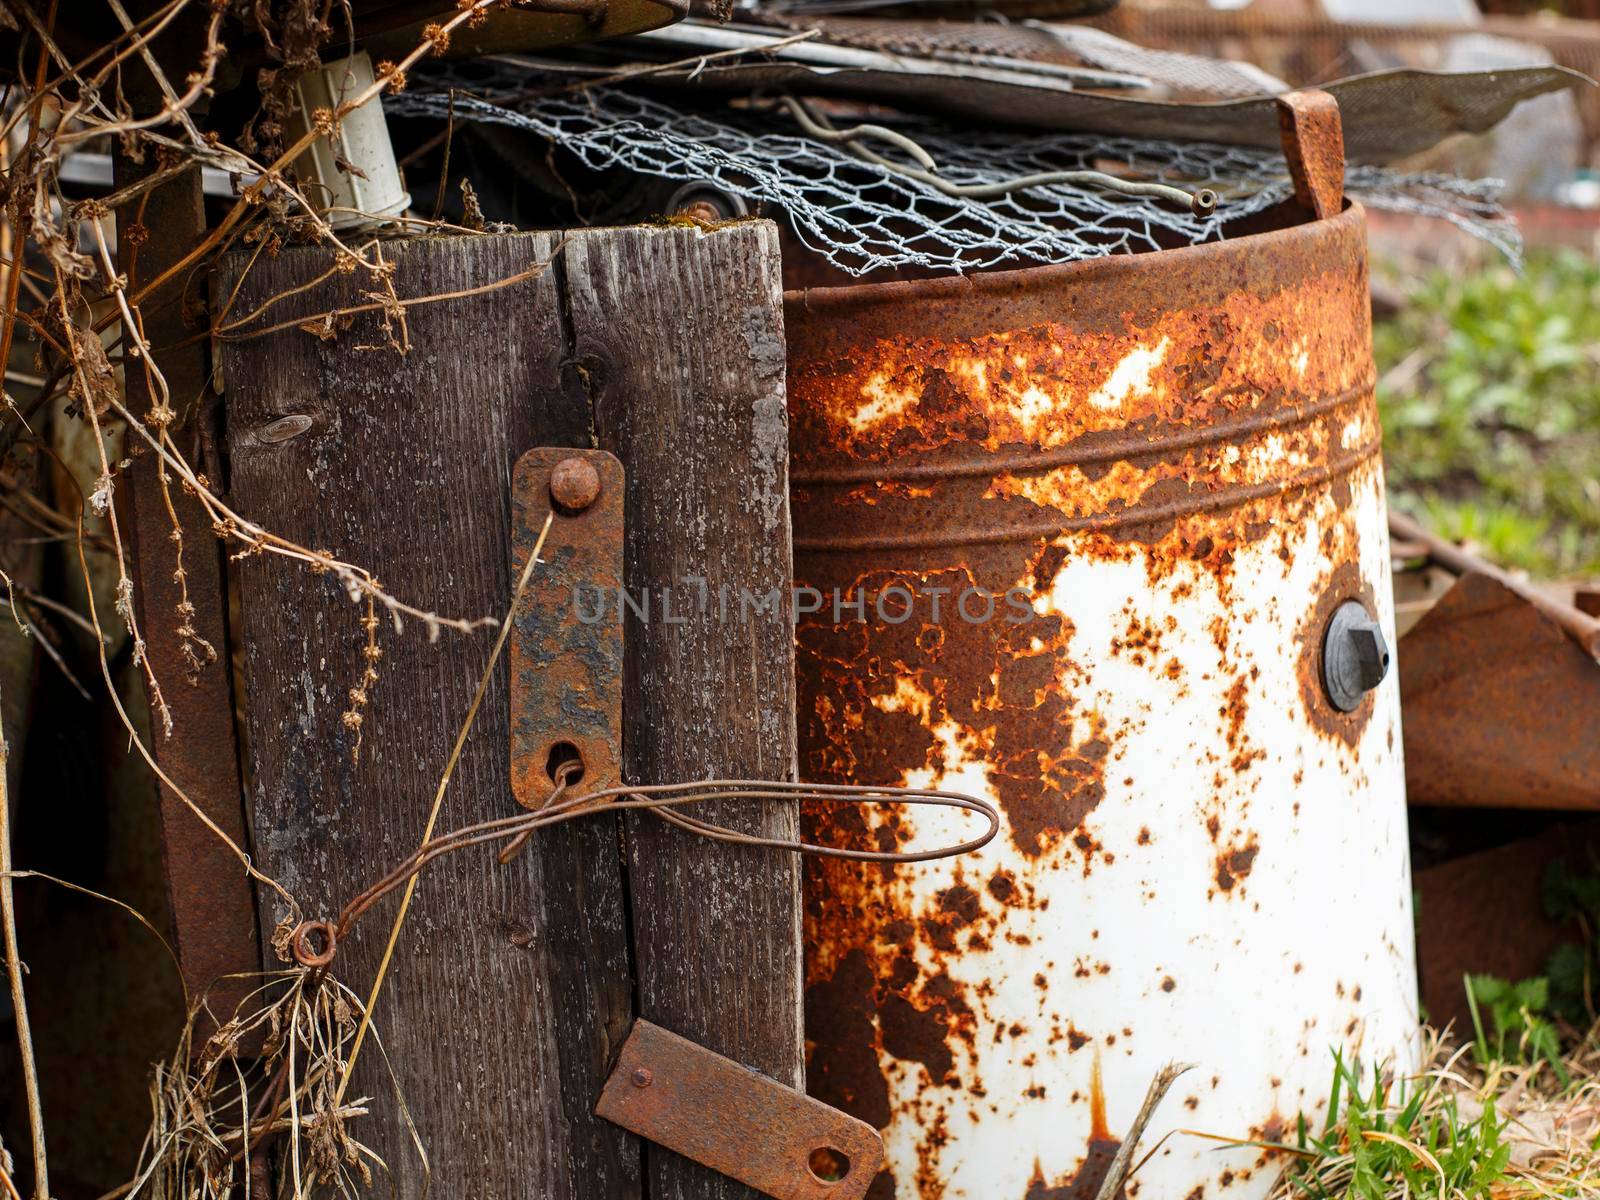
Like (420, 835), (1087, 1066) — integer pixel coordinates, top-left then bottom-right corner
(0, 1), (587, 1194)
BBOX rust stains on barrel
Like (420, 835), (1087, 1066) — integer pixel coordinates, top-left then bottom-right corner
(787, 204), (1382, 1190)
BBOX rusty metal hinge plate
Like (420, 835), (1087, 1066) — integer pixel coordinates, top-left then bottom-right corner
(597, 1020), (886, 1200)
(509, 447), (624, 810)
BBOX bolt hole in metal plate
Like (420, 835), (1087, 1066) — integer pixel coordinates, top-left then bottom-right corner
(509, 448), (625, 810)
(808, 1146), (851, 1183)
(596, 1020), (886, 1200)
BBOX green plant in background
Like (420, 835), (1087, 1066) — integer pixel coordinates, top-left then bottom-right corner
(1463, 974), (1568, 1085)
(1275, 1051), (1512, 1199)
(1375, 249), (1600, 577)
(1541, 860), (1600, 1025)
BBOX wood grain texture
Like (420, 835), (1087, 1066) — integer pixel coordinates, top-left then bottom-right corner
(217, 222), (801, 1200)
(564, 223), (802, 1200)
(216, 233), (636, 1200)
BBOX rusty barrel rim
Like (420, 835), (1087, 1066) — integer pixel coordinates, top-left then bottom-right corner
(787, 203), (1376, 555)
(783, 203), (1367, 338)
(791, 376), (1374, 488)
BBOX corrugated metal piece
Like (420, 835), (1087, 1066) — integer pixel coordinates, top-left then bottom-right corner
(786, 203), (1417, 1200)
(622, 25), (1582, 162)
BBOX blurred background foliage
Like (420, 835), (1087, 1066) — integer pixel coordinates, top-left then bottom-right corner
(1375, 249), (1600, 578)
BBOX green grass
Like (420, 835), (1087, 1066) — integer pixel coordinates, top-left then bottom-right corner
(1375, 249), (1600, 578)
(1272, 1050), (1513, 1199)
(1464, 973), (1568, 1086)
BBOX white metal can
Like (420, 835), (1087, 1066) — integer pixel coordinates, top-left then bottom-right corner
(787, 204), (1418, 1200)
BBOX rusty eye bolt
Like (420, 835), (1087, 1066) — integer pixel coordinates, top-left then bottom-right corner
(1322, 600), (1390, 712)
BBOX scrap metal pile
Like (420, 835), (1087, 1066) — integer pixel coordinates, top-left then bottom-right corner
(385, 14), (1582, 272)
(1, 2), (1597, 1200)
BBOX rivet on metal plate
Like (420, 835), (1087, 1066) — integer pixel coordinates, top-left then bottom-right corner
(596, 1020), (886, 1200)
(509, 447), (625, 810)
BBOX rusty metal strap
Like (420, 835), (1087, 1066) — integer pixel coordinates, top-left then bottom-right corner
(510, 448), (625, 810)
(1276, 89), (1345, 220)
(597, 1020), (886, 1200)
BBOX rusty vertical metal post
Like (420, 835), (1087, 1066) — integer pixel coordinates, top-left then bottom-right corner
(114, 153), (261, 1028)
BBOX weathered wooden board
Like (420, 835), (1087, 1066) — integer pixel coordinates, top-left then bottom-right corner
(565, 223), (801, 1200)
(215, 221), (799, 1199)
(217, 233), (635, 1198)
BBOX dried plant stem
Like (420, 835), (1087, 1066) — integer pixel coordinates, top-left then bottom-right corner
(335, 511), (554, 1104)
(215, 256), (558, 342)
(1095, 1061), (1195, 1200)
(0, 0), (57, 394)
(105, 389), (496, 638)
(54, 259), (173, 736)
(126, 0), (506, 314)
(0, 702), (48, 1199)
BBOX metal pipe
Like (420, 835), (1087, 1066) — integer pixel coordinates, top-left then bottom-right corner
(1389, 509), (1600, 659)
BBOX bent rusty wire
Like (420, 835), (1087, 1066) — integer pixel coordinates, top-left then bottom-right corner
(293, 768), (999, 967)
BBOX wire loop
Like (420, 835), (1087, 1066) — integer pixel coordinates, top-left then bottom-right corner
(310, 770), (999, 964)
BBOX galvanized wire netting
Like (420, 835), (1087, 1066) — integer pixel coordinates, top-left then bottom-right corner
(388, 77), (1519, 275)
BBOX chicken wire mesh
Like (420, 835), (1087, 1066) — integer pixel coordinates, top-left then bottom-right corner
(387, 75), (1519, 276)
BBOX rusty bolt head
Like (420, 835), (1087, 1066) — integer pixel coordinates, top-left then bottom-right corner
(1322, 600), (1390, 712)
(550, 456), (601, 512)
(631, 1067), (653, 1088)
(666, 180), (749, 223)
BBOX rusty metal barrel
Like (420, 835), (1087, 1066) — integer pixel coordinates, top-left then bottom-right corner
(786, 201), (1418, 1199)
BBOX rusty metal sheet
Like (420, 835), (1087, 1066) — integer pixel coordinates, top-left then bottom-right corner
(1401, 571), (1600, 810)
(621, 26), (1583, 163)
(359, 0), (689, 56)
(1276, 89), (1345, 220)
(128, 452), (263, 1036)
(1415, 820), (1600, 1033)
(1391, 509), (1600, 657)
(509, 448), (624, 810)
(596, 1019), (885, 1200)
(786, 202), (1416, 1200)
(118, 156), (261, 1043)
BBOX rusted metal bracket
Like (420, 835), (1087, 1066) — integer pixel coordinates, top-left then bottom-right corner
(596, 1020), (886, 1200)
(1276, 89), (1345, 220)
(509, 447), (625, 809)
